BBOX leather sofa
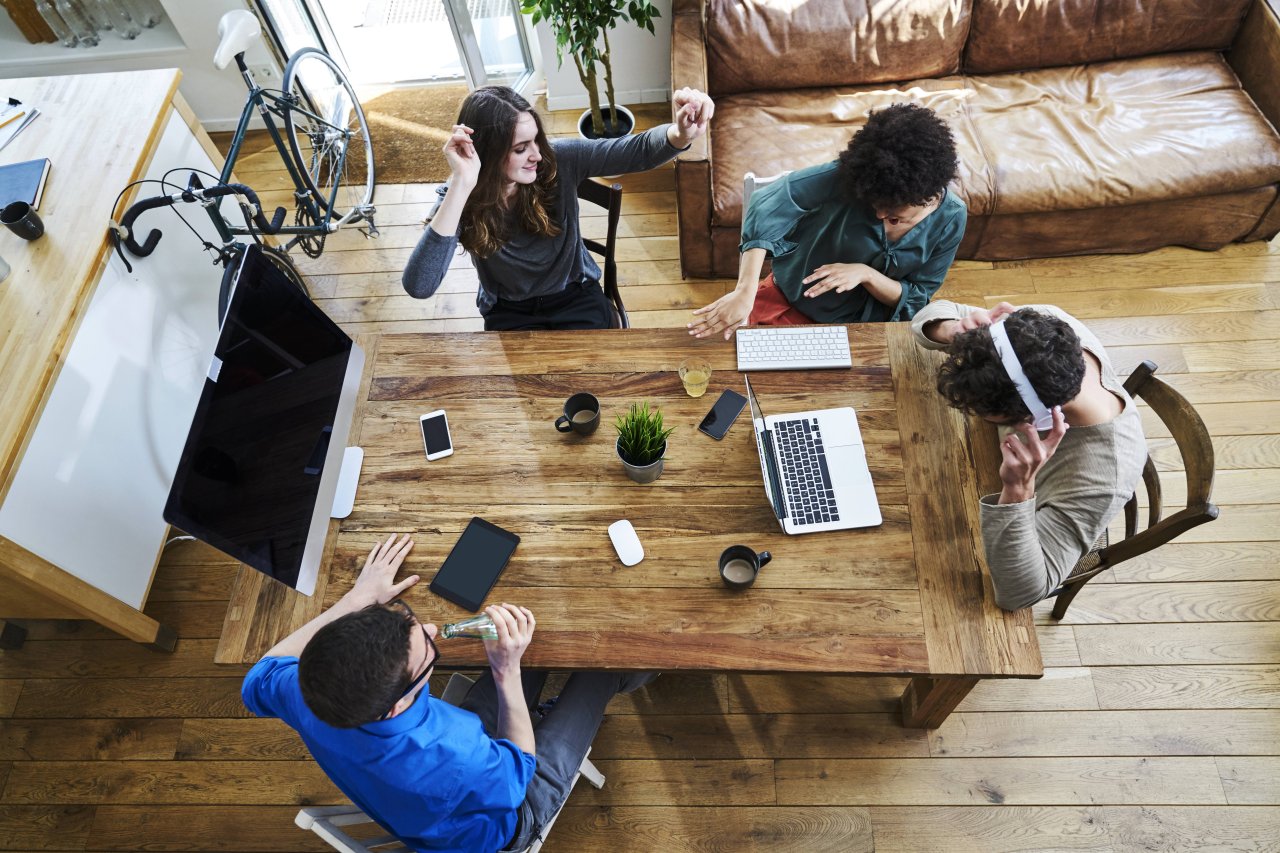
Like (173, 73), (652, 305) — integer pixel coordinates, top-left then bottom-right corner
(671, 0), (1280, 279)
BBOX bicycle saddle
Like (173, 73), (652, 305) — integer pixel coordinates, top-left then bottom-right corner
(214, 10), (261, 70)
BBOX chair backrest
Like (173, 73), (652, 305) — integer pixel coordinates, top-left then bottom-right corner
(1097, 360), (1219, 570)
(742, 171), (790, 238)
(578, 178), (628, 329)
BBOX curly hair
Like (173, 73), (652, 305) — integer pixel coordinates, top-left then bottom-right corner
(456, 86), (561, 258)
(936, 309), (1085, 421)
(836, 103), (958, 210)
(298, 604), (413, 728)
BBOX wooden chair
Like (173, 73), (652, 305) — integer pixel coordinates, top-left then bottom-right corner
(1048, 360), (1219, 619)
(577, 178), (628, 328)
(295, 673), (606, 853)
(424, 180), (627, 328)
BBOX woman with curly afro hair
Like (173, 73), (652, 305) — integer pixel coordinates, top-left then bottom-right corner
(689, 102), (966, 338)
(912, 300), (1149, 611)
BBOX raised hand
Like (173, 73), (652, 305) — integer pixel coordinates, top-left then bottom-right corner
(443, 124), (481, 189)
(925, 302), (1018, 345)
(668, 88), (715, 147)
(998, 407), (1069, 503)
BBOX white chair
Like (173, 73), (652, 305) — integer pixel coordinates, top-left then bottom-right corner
(295, 673), (606, 853)
(742, 170), (791, 233)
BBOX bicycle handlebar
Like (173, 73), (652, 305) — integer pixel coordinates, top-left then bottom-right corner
(201, 183), (288, 235)
(119, 193), (176, 256)
(117, 180), (288, 257)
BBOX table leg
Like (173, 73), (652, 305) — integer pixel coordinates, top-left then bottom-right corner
(900, 676), (979, 728)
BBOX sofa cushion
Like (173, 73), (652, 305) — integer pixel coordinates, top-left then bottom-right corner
(967, 52), (1280, 214)
(704, 0), (971, 97)
(708, 81), (997, 230)
(965, 0), (1251, 74)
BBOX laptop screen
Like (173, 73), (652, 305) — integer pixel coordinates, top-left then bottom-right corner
(743, 377), (786, 521)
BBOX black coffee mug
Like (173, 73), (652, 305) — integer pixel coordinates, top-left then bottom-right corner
(1, 201), (43, 241)
(555, 392), (600, 435)
(719, 545), (772, 590)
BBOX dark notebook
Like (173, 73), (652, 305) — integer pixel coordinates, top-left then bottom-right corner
(0, 158), (51, 209)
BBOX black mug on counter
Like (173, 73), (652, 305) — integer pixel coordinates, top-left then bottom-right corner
(719, 545), (772, 590)
(1, 201), (43, 241)
(555, 392), (600, 435)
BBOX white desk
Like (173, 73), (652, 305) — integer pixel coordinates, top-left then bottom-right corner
(0, 69), (225, 648)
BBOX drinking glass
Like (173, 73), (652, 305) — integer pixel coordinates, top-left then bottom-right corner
(678, 357), (712, 397)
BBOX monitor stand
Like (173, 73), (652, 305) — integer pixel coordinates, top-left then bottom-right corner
(330, 446), (363, 519)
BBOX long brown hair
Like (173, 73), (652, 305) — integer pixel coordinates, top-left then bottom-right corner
(456, 86), (561, 258)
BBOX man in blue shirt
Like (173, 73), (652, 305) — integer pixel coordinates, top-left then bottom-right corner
(242, 533), (651, 852)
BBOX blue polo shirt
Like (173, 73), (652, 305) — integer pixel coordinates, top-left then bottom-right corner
(242, 656), (536, 852)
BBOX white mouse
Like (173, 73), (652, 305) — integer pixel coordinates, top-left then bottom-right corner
(608, 519), (644, 566)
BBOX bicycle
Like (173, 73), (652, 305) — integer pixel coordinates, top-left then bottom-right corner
(109, 10), (376, 320)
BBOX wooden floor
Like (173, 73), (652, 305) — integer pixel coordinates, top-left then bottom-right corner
(2, 104), (1279, 851)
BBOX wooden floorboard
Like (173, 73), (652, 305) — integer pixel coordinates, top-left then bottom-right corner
(1, 105), (1277, 851)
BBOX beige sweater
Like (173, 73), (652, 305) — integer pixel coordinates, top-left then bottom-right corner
(911, 301), (1149, 610)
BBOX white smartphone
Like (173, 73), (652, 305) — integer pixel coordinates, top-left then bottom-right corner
(420, 410), (454, 460)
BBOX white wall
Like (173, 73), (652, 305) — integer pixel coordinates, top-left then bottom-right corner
(534, 0), (672, 112)
(0, 0), (280, 131)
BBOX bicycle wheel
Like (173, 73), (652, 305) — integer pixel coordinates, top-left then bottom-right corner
(217, 244), (311, 324)
(281, 47), (375, 222)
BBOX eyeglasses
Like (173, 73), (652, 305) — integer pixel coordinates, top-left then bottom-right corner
(381, 599), (440, 719)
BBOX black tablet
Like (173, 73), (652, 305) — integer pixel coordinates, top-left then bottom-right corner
(429, 517), (520, 612)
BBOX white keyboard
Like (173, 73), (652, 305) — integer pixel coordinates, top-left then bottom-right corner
(736, 326), (852, 371)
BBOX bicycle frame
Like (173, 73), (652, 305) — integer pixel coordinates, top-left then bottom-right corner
(203, 55), (360, 252)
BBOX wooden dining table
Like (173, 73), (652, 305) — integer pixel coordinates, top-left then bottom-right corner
(216, 325), (1042, 727)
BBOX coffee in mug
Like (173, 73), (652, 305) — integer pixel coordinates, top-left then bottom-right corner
(721, 559), (756, 584)
(556, 392), (600, 435)
(719, 545), (772, 590)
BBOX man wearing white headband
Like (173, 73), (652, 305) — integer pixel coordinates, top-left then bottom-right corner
(911, 300), (1148, 610)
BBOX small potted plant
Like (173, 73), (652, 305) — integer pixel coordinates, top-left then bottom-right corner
(521, 0), (660, 139)
(615, 401), (673, 483)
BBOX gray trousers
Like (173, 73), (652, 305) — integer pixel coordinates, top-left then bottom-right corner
(460, 670), (624, 852)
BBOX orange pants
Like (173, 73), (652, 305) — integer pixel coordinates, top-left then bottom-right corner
(748, 273), (813, 325)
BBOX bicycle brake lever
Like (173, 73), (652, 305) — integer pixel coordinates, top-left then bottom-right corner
(108, 225), (133, 274)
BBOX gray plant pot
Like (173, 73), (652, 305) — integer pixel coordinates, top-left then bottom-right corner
(617, 439), (665, 484)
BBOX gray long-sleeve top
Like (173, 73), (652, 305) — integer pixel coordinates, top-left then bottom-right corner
(403, 124), (684, 313)
(911, 301), (1149, 611)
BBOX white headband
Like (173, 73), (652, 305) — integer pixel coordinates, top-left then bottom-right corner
(988, 319), (1054, 430)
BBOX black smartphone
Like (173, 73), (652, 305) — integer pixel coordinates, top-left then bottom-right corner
(698, 388), (748, 440)
(429, 517), (520, 612)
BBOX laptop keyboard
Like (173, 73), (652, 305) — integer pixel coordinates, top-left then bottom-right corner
(774, 418), (839, 526)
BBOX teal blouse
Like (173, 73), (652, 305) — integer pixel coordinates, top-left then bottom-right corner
(740, 161), (968, 322)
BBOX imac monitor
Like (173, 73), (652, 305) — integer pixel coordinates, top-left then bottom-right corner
(163, 245), (365, 595)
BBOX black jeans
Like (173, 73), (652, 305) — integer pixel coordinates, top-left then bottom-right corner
(483, 280), (614, 331)
(459, 670), (626, 852)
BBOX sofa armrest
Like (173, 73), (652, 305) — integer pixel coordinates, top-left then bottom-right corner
(671, 0), (710, 163)
(1230, 0), (1280, 134)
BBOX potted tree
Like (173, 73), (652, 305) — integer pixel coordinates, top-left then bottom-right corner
(521, 0), (660, 139)
(614, 401), (673, 483)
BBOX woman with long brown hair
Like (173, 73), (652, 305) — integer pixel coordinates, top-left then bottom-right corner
(403, 85), (713, 330)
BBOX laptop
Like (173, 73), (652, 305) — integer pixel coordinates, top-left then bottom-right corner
(744, 376), (882, 534)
